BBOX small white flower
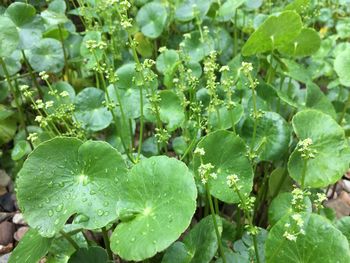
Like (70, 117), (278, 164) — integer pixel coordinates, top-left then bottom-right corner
(35, 116), (43, 123)
(45, 101), (54, 109)
(39, 71), (49, 80)
(226, 174), (239, 188)
(194, 147), (205, 156)
(60, 91), (69, 97)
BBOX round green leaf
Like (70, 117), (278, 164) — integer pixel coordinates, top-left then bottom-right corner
(27, 38), (64, 73)
(162, 215), (222, 263)
(175, 0), (212, 22)
(9, 229), (53, 263)
(0, 50), (21, 77)
(335, 217), (350, 243)
(242, 11), (302, 56)
(16, 137), (128, 237)
(334, 47), (350, 87)
(181, 31), (215, 63)
(288, 110), (350, 188)
(11, 140), (31, 161)
(241, 112), (291, 161)
(110, 156), (197, 261)
(0, 16), (19, 57)
(114, 62), (158, 90)
(305, 83), (336, 119)
(41, 10), (68, 26)
(193, 130), (253, 203)
(136, 2), (168, 39)
(5, 2), (36, 27)
(74, 87), (112, 132)
(208, 105), (243, 130)
(68, 246), (108, 263)
(278, 28), (321, 57)
(107, 84), (145, 120)
(158, 90), (185, 131)
(172, 136), (187, 155)
(216, 0), (245, 22)
(266, 213), (350, 263)
(268, 192), (311, 226)
(0, 106), (16, 145)
(156, 49), (179, 75)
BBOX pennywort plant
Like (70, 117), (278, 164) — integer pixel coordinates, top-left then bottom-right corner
(1, 0), (350, 262)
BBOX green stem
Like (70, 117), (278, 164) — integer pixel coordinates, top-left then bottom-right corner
(0, 57), (29, 139)
(102, 227), (113, 260)
(21, 50), (41, 95)
(339, 92), (350, 124)
(58, 24), (71, 83)
(253, 235), (261, 263)
(206, 184), (227, 263)
(59, 230), (80, 250)
(301, 159), (308, 189)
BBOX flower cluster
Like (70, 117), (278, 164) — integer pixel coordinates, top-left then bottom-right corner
(85, 40), (107, 51)
(291, 187), (310, 211)
(283, 213), (305, 242)
(240, 62), (253, 75)
(198, 162), (216, 184)
(297, 138), (318, 159)
(154, 128), (170, 144)
(194, 147), (205, 156)
(314, 192), (327, 210)
(117, 0), (133, 29)
(226, 174), (240, 189)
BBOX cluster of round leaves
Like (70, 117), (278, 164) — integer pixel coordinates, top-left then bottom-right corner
(0, 1), (68, 74)
(4, 0), (350, 262)
(14, 137), (197, 261)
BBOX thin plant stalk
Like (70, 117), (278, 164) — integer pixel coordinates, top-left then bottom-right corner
(205, 184), (227, 263)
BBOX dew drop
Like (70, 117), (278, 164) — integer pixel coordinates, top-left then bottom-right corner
(56, 204), (63, 212)
(74, 213), (89, 223)
(131, 237), (135, 242)
(48, 209), (54, 217)
(97, 210), (104, 216)
(54, 218), (60, 225)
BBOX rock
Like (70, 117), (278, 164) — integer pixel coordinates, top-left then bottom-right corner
(0, 170), (10, 187)
(12, 213), (26, 225)
(0, 247), (12, 258)
(0, 192), (15, 212)
(339, 191), (350, 206)
(14, 226), (29, 241)
(343, 179), (350, 193)
(0, 186), (6, 196)
(325, 191), (350, 218)
(0, 221), (14, 246)
(0, 212), (13, 224)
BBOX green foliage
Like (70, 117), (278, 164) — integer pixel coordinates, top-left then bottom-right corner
(1, 0), (350, 262)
